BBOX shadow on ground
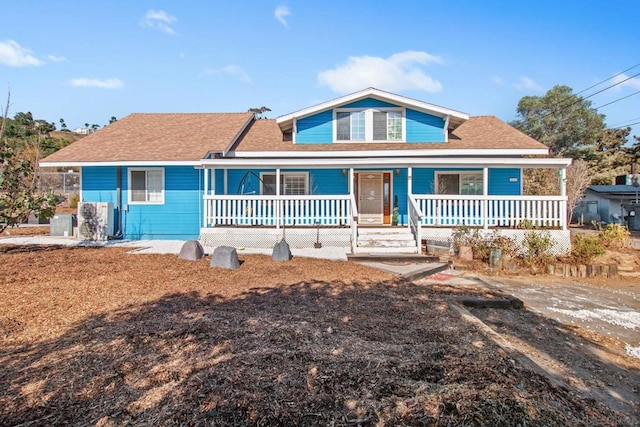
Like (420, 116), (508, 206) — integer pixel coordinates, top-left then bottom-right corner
(0, 280), (635, 426)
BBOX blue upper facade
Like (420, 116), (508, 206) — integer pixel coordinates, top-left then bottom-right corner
(295, 96), (446, 144)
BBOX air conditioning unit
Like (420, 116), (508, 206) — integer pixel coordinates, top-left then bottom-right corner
(77, 202), (114, 240)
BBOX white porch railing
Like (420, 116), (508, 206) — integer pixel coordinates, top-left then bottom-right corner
(204, 195), (354, 228)
(411, 194), (567, 229)
(408, 196), (423, 253)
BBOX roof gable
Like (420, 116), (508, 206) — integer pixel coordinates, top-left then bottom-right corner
(276, 88), (469, 131)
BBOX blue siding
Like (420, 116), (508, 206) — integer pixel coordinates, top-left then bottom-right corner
(406, 109), (445, 143)
(340, 98), (398, 109)
(214, 169), (225, 194)
(82, 166), (202, 240)
(411, 168), (522, 196)
(488, 168), (521, 195)
(226, 169), (349, 195)
(82, 167), (118, 203)
(296, 110), (333, 144)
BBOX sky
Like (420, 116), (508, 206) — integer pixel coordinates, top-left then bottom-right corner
(1, 1), (640, 141)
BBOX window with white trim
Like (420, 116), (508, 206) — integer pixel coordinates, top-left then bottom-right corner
(335, 108), (404, 142)
(129, 168), (164, 203)
(436, 172), (483, 195)
(261, 172), (309, 195)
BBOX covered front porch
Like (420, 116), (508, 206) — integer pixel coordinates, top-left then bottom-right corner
(199, 158), (571, 254)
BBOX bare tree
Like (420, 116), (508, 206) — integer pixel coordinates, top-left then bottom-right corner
(565, 160), (591, 224)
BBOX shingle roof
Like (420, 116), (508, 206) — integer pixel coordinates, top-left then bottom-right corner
(41, 113), (254, 163)
(41, 112), (547, 165)
(233, 115), (547, 152)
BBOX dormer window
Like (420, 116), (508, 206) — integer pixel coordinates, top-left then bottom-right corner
(335, 108), (404, 142)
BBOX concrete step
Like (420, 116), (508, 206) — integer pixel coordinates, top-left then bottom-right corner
(358, 234), (416, 243)
(354, 246), (419, 254)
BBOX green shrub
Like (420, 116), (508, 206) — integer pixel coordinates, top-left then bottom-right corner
(69, 193), (79, 209)
(572, 234), (605, 262)
(598, 224), (630, 249)
(522, 229), (553, 267)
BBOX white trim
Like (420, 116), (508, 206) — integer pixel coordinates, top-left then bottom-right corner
(40, 160), (200, 167)
(201, 156), (571, 169)
(276, 88), (469, 125)
(223, 114), (255, 157)
(443, 115), (450, 142)
(229, 148), (549, 158)
(127, 167), (165, 205)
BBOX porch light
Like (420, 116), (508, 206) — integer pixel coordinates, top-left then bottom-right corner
(395, 169), (400, 176)
(342, 169), (347, 176)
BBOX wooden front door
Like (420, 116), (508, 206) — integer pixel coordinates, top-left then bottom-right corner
(357, 172), (385, 224)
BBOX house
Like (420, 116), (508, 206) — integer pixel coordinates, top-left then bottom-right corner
(40, 88), (572, 254)
(581, 185), (640, 229)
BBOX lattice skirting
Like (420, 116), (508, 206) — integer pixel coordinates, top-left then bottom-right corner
(423, 228), (572, 256)
(200, 227), (352, 249)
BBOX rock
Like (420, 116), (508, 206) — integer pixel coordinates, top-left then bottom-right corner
(272, 238), (292, 262)
(178, 240), (205, 261)
(210, 246), (240, 269)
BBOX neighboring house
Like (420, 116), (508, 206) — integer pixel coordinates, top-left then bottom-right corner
(40, 88), (572, 254)
(72, 127), (90, 135)
(581, 185), (640, 227)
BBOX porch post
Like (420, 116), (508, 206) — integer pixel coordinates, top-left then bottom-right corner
(407, 167), (412, 229)
(348, 168), (354, 195)
(223, 169), (228, 195)
(560, 167), (567, 230)
(276, 168), (281, 230)
(482, 167), (489, 229)
(203, 168), (209, 227)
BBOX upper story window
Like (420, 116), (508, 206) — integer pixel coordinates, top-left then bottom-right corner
(335, 108), (404, 142)
(129, 168), (164, 204)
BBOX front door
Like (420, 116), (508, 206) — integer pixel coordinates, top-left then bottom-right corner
(358, 172), (384, 224)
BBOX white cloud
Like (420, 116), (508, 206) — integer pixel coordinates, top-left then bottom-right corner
(70, 78), (124, 89)
(0, 40), (43, 67)
(611, 73), (640, 90)
(47, 54), (66, 62)
(275, 6), (291, 27)
(203, 65), (252, 83)
(140, 10), (178, 35)
(492, 76), (504, 85)
(318, 51), (444, 93)
(513, 76), (543, 92)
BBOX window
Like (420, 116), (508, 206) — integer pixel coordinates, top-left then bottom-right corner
(261, 172), (308, 195)
(436, 172), (483, 195)
(335, 108), (404, 142)
(129, 168), (164, 203)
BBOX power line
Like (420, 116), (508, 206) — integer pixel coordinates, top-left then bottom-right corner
(594, 89), (640, 110)
(611, 120), (640, 130)
(540, 70), (640, 119)
(609, 116), (640, 127)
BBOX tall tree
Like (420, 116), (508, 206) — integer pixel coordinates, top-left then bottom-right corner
(511, 85), (606, 157)
(109, 116), (117, 124)
(0, 93), (56, 232)
(586, 127), (632, 184)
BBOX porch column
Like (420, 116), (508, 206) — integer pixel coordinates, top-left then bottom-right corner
(276, 168), (281, 230)
(482, 167), (489, 229)
(203, 168), (209, 227)
(348, 168), (354, 195)
(407, 167), (412, 230)
(560, 167), (567, 230)
(223, 169), (228, 195)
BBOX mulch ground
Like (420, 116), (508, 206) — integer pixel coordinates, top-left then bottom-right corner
(0, 246), (636, 426)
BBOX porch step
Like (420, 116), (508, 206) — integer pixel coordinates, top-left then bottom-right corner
(356, 227), (417, 254)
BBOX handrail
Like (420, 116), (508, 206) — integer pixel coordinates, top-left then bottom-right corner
(408, 195), (424, 253)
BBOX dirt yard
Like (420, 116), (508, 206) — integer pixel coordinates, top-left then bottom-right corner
(1, 245), (638, 425)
